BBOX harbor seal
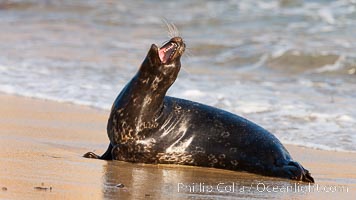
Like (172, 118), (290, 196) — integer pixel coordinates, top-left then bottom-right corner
(84, 37), (314, 183)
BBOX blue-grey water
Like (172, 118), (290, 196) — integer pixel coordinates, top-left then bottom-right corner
(0, 0), (355, 152)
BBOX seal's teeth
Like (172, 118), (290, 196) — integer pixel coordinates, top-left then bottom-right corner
(158, 41), (179, 63)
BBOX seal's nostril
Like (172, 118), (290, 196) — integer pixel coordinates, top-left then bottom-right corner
(171, 37), (183, 44)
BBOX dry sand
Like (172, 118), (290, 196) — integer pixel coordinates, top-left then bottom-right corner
(0, 94), (355, 200)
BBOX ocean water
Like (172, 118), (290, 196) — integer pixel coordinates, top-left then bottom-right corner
(0, 0), (355, 152)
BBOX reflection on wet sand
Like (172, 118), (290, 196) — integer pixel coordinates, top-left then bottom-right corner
(100, 161), (306, 200)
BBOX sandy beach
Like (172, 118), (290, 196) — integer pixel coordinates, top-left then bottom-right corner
(0, 93), (355, 200)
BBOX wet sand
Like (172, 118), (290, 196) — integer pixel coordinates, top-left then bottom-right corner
(0, 94), (355, 200)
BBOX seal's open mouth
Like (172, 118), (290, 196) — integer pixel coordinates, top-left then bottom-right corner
(158, 41), (178, 64)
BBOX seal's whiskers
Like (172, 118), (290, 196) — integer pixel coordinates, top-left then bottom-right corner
(162, 19), (180, 38)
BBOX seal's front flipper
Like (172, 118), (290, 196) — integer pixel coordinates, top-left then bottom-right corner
(83, 143), (113, 160)
(99, 143), (113, 160)
(83, 151), (101, 159)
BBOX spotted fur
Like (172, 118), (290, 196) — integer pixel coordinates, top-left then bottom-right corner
(84, 37), (314, 183)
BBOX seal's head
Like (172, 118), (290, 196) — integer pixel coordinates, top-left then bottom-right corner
(157, 37), (185, 66)
(139, 37), (185, 87)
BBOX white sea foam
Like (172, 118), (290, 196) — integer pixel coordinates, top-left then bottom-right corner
(318, 8), (336, 24)
(281, 140), (356, 153)
(182, 90), (206, 98)
(234, 102), (272, 114)
(336, 115), (355, 122)
(312, 55), (345, 73)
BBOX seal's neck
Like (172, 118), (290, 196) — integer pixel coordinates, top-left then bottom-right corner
(112, 70), (174, 133)
(131, 72), (168, 120)
(111, 39), (182, 134)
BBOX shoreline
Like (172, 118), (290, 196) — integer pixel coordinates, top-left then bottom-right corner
(3, 92), (355, 154)
(0, 93), (355, 199)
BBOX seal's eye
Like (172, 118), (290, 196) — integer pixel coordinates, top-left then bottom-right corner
(158, 42), (178, 64)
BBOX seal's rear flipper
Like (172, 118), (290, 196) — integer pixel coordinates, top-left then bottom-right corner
(301, 168), (314, 183)
(272, 161), (314, 183)
(83, 144), (113, 160)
